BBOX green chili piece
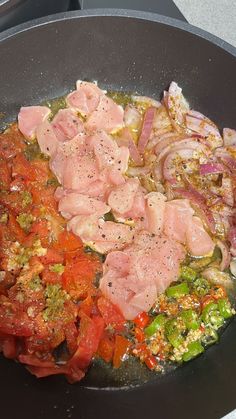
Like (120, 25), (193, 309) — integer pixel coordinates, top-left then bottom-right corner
(202, 328), (218, 346)
(166, 282), (189, 298)
(217, 298), (233, 319)
(201, 302), (224, 329)
(167, 330), (184, 348)
(193, 277), (210, 296)
(181, 309), (200, 330)
(144, 314), (167, 337)
(180, 266), (197, 282)
(182, 341), (204, 362)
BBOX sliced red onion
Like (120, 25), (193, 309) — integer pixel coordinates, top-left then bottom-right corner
(138, 107), (156, 153)
(230, 258), (236, 277)
(215, 148), (236, 172)
(152, 104), (172, 131)
(118, 128), (143, 166)
(221, 177), (234, 207)
(156, 138), (209, 163)
(175, 186), (216, 233)
(216, 239), (231, 271)
(163, 148), (196, 184)
(124, 105), (142, 130)
(223, 128), (236, 147)
(131, 95), (161, 108)
(202, 267), (233, 288)
(154, 133), (184, 155)
(199, 162), (228, 175)
(186, 110), (223, 148)
(228, 226), (236, 254)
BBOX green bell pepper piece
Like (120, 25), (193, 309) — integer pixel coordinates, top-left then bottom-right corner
(202, 328), (219, 346)
(182, 341), (204, 362)
(166, 282), (189, 299)
(144, 314), (167, 337)
(201, 302), (224, 329)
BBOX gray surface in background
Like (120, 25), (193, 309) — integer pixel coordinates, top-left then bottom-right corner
(174, 0), (236, 47)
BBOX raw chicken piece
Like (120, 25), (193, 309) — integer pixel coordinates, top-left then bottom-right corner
(18, 106), (51, 140)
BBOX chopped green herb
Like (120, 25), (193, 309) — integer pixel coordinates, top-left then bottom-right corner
(29, 276), (43, 292)
(46, 177), (60, 187)
(43, 284), (68, 322)
(181, 309), (200, 330)
(193, 277), (210, 297)
(49, 263), (65, 275)
(16, 213), (35, 232)
(0, 213), (8, 223)
(21, 191), (32, 208)
(107, 91), (133, 108)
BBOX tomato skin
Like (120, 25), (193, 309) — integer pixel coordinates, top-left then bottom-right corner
(40, 248), (64, 265)
(0, 335), (17, 359)
(54, 230), (83, 252)
(97, 296), (125, 331)
(70, 314), (104, 370)
(144, 355), (158, 370)
(113, 335), (131, 368)
(41, 267), (62, 285)
(134, 327), (145, 343)
(97, 333), (115, 363)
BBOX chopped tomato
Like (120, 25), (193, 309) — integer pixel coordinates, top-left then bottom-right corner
(54, 230), (83, 252)
(31, 160), (51, 182)
(0, 191), (25, 214)
(0, 335), (17, 359)
(65, 322), (78, 355)
(210, 285), (227, 300)
(133, 311), (150, 329)
(97, 333), (115, 363)
(0, 159), (11, 190)
(0, 298), (34, 337)
(79, 294), (94, 317)
(0, 124), (25, 159)
(113, 335), (131, 369)
(8, 212), (27, 242)
(201, 295), (214, 309)
(97, 296), (125, 331)
(41, 267), (62, 285)
(40, 248), (64, 265)
(30, 184), (57, 210)
(70, 314), (104, 370)
(12, 154), (37, 181)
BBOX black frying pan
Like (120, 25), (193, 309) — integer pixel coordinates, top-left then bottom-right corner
(0, 9), (236, 419)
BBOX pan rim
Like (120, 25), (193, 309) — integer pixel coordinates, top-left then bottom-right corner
(0, 8), (235, 57)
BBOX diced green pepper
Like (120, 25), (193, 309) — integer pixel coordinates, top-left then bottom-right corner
(180, 266), (197, 282)
(144, 314), (167, 337)
(166, 282), (189, 298)
(217, 298), (233, 319)
(193, 277), (210, 296)
(167, 330), (184, 348)
(182, 341), (204, 362)
(201, 302), (224, 329)
(181, 309), (200, 330)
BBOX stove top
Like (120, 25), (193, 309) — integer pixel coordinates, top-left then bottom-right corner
(76, 0), (186, 21)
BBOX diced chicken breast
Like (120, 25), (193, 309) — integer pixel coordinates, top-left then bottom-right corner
(51, 109), (84, 142)
(86, 96), (124, 134)
(58, 192), (110, 219)
(36, 120), (58, 157)
(146, 192), (166, 234)
(18, 106), (51, 140)
(66, 81), (104, 116)
(164, 199), (194, 243)
(100, 231), (185, 319)
(186, 216), (215, 256)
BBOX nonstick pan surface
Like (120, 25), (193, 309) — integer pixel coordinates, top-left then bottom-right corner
(0, 9), (236, 419)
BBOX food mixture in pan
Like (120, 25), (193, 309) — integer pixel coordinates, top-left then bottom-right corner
(0, 81), (235, 383)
